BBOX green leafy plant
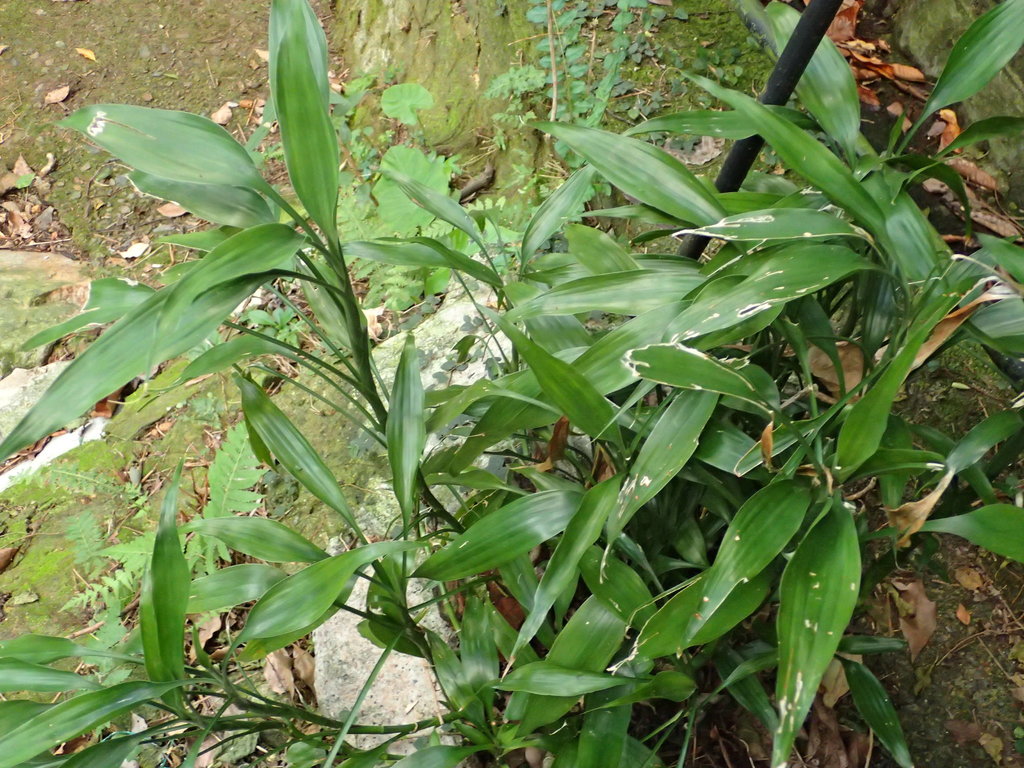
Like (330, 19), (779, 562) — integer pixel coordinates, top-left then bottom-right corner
(3, 1), (1024, 767)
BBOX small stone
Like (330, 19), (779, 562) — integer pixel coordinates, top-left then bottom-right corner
(9, 591), (39, 606)
(138, 43), (151, 59)
(141, 91), (153, 102)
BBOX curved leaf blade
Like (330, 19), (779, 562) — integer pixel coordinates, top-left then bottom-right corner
(130, 171), (275, 229)
(388, 335), (426, 526)
(187, 563), (287, 613)
(921, 504), (1024, 563)
(841, 658), (913, 768)
(0, 660), (100, 693)
(521, 166), (598, 263)
(188, 516), (328, 563)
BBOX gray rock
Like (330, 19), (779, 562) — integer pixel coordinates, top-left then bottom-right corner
(0, 362), (70, 443)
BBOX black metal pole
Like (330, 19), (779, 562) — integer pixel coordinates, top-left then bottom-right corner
(679, 0), (846, 259)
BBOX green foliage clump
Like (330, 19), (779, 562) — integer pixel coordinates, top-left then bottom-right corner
(3, 1), (1024, 767)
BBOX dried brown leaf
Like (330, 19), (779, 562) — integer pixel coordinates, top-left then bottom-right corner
(887, 471), (953, 543)
(948, 157), (1000, 192)
(44, 85), (70, 104)
(809, 342), (865, 397)
(210, 102), (233, 125)
(825, 0), (861, 43)
(946, 719), (982, 745)
(938, 108), (962, 151)
(74, 47), (96, 61)
(820, 657), (850, 708)
(263, 649), (295, 696)
(759, 420), (775, 470)
(291, 645), (315, 690)
(971, 209), (1022, 238)
(157, 202), (187, 218)
(13, 155), (33, 177)
(979, 733), (1003, 765)
(0, 547), (17, 574)
(954, 566), (984, 591)
(857, 84), (881, 108)
(955, 603), (972, 625)
(893, 577), (937, 660)
(0, 45), (8, 57)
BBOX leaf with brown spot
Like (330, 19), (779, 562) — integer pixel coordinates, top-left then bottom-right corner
(954, 566), (984, 591)
(44, 85), (70, 105)
(893, 578), (937, 660)
(887, 471), (953, 543)
(263, 648), (295, 696)
(955, 603), (971, 625)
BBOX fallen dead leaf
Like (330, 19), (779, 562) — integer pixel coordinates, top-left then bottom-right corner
(254, 49), (270, 63)
(972, 208), (1022, 238)
(44, 85), (70, 104)
(119, 242), (149, 260)
(210, 102), (234, 125)
(954, 566), (984, 591)
(74, 47), (96, 62)
(13, 155), (33, 177)
(938, 108), (962, 151)
(0, 45), (8, 57)
(857, 84), (880, 108)
(263, 649), (295, 696)
(157, 202), (187, 218)
(887, 471), (953, 543)
(948, 157), (1000, 192)
(809, 342), (866, 398)
(759, 420), (774, 470)
(536, 416), (570, 473)
(364, 305), (385, 341)
(955, 603), (971, 625)
(979, 733), (1003, 765)
(893, 577), (937, 660)
(910, 291), (1003, 371)
(0, 547), (18, 574)
(291, 645), (315, 691)
(675, 135), (725, 166)
(946, 719), (983, 745)
(820, 657), (851, 708)
(825, 0), (861, 43)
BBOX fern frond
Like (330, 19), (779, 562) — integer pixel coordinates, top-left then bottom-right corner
(206, 423), (264, 518)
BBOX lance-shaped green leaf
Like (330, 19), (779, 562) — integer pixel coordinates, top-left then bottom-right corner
(344, 238), (499, 287)
(390, 746), (483, 768)
(498, 663), (629, 696)
(639, 482), (810, 659)
(577, 691), (631, 768)
(177, 335), (284, 383)
(507, 269), (702, 320)
(840, 658), (913, 768)
(188, 563), (287, 613)
(415, 490), (582, 581)
(492, 314), (621, 443)
(921, 504), (1024, 563)
(579, 547), (657, 628)
(836, 294), (959, 478)
(269, 0), (338, 241)
(60, 104), (262, 187)
(565, 223), (638, 274)
(0, 635), (133, 665)
(538, 122), (726, 226)
(0, 660), (100, 693)
(130, 171), (275, 229)
(0, 681), (182, 768)
(716, 647), (779, 731)
(636, 567), (773, 660)
(513, 477), (621, 657)
(60, 735), (144, 768)
(626, 106), (813, 138)
(689, 75), (885, 233)
(140, 463), (189, 689)
(510, 596), (627, 734)
(0, 270), (277, 461)
(612, 390), (717, 538)
(627, 344), (779, 413)
(945, 410), (1022, 474)
(388, 335), (426, 526)
(920, 0), (1024, 119)
(765, 2), (864, 159)
(240, 541), (420, 640)
(237, 376), (359, 532)
(187, 516), (328, 562)
(23, 278), (154, 351)
(522, 166), (598, 262)
(385, 170), (485, 252)
(679, 208), (862, 242)
(665, 243), (871, 342)
(938, 116), (1024, 157)
(773, 503), (861, 768)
